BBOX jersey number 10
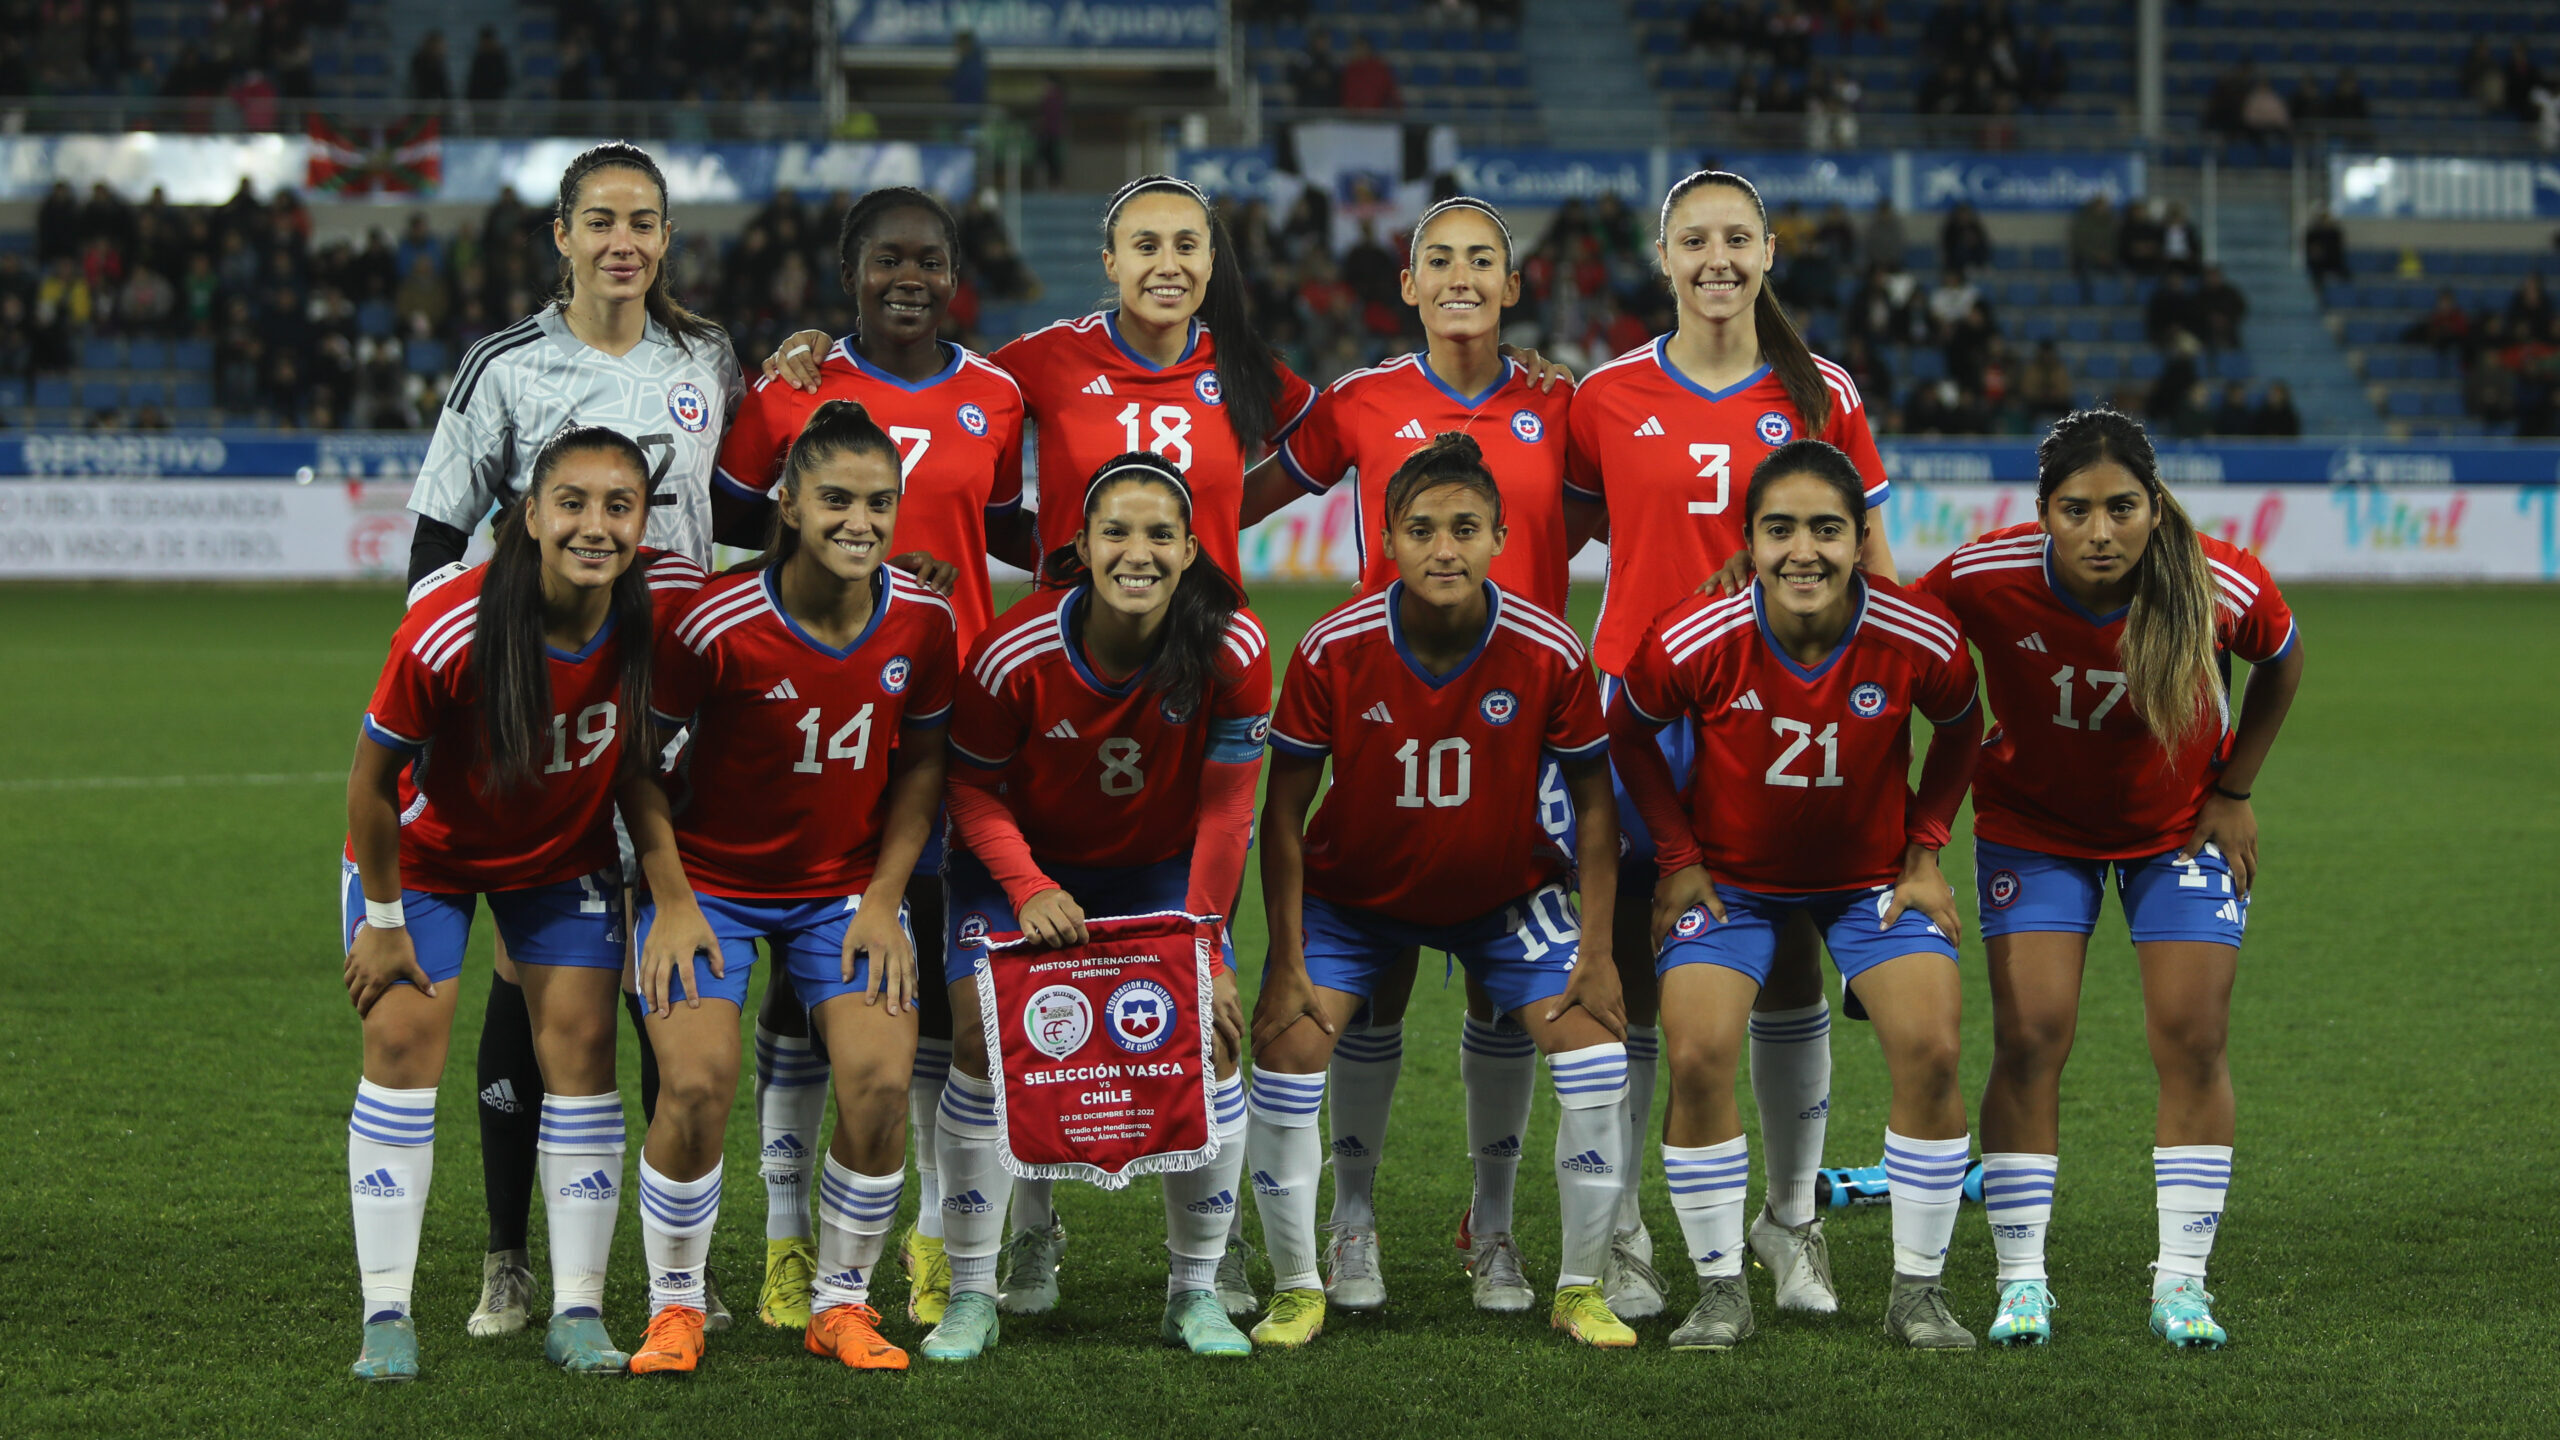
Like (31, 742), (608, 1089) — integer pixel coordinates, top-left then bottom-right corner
(1394, 737), (1472, 808)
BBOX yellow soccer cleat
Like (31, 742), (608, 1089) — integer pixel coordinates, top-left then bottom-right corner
(1250, 1287), (1327, 1348)
(760, 1237), (817, 1329)
(903, 1226), (951, 1326)
(807, 1302), (910, 1370)
(1551, 1283), (1639, 1349)
(627, 1305), (706, 1375)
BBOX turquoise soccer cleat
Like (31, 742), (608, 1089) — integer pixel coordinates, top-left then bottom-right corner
(1162, 1289), (1254, 1356)
(921, 1291), (1002, 1362)
(2150, 1279), (2228, 1348)
(350, 1315), (418, 1382)
(1988, 1280), (2055, 1346)
(544, 1313), (630, 1373)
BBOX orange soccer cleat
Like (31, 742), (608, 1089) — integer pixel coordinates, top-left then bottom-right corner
(806, 1302), (910, 1370)
(628, 1305), (706, 1375)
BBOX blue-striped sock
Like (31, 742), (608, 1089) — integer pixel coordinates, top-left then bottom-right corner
(1461, 1014), (1537, 1236)
(1664, 1137), (1750, 1279)
(1325, 1023), (1402, 1231)
(813, 1155), (904, 1313)
(1550, 1042), (1630, 1287)
(1246, 1067), (1327, 1292)
(538, 1091), (627, 1315)
(1748, 1001), (1831, 1227)
(933, 1072), (1004, 1296)
(2154, 1144), (2232, 1294)
(1164, 1073), (1250, 1297)
(755, 1025), (828, 1241)
(349, 1079), (436, 1323)
(909, 1038), (953, 1240)
(1982, 1151), (2058, 1284)
(1884, 1130), (1972, 1280)
(1615, 1024), (1660, 1235)
(638, 1157), (722, 1314)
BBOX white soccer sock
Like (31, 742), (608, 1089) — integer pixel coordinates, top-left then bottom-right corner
(1615, 1024), (1660, 1235)
(1246, 1066), (1327, 1293)
(1663, 1137), (1749, 1279)
(909, 1038), (953, 1240)
(1981, 1151), (2059, 1284)
(1749, 1001), (1832, 1228)
(1460, 1014), (1537, 1236)
(813, 1155), (904, 1314)
(638, 1157), (722, 1314)
(1324, 1023), (1402, 1231)
(1550, 1043), (1630, 1288)
(2154, 1144), (2233, 1295)
(348, 1079), (436, 1322)
(538, 1091), (627, 1316)
(755, 1025), (827, 1242)
(1884, 1130), (1971, 1280)
(1010, 1177), (1055, 1234)
(934, 1072), (1005, 1297)
(1163, 1073), (1248, 1297)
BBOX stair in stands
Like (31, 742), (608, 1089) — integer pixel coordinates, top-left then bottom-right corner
(2212, 190), (2371, 437)
(1521, 0), (1658, 148)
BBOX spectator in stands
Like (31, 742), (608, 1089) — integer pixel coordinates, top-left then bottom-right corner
(2147, 270), (2202, 351)
(2534, 80), (2560, 153)
(1423, 0), (1478, 29)
(1034, 75), (1068, 189)
(2204, 60), (2251, 137)
(2210, 382), (2257, 437)
(1926, 267), (1980, 338)
(1903, 378), (1982, 435)
(1944, 299), (1999, 391)
(2160, 201), (2201, 276)
(949, 31), (988, 108)
(2197, 265), (2247, 351)
(37, 182), (80, 266)
(2303, 206), (2347, 291)
(2508, 271), (2555, 341)
(2501, 40), (2543, 123)
(1837, 333), (1894, 419)
(2119, 198), (2165, 277)
(1939, 202), (1990, 276)
(2146, 341), (2203, 434)
(1919, 61), (1968, 118)
(2020, 26), (2066, 110)
(1845, 259), (1926, 347)
(2020, 337), (2073, 423)
(1860, 195), (1906, 272)
(1808, 66), (1861, 148)
(466, 25), (510, 104)
(1812, 202), (1858, 266)
(1684, 2), (1748, 68)
(2068, 194), (2119, 301)
(1764, 0), (1813, 73)
(407, 30), (450, 103)
(2240, 70), (2291, 145)
(2257, 380), (2301, 437)
(2463, 38), (2503, 112)
(1289, 30), (1341, 109)
(1340, 35), (1401, 112)
(2405, 287), (2473, 355)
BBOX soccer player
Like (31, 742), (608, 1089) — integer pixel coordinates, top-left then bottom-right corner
(1569, 169), (1901, 1319)
(1609, 440), (1983, 1352)
(343, 427), (706, 1381)
(401, 141), (750, 1340)
(620, 401), (957, 1376)
(1237, 196), (1600, 1315)
(711, 186), (1035, 1332)
(1912, 409), (2303, 1349)
(921, 452), (1269, 1361)
(1250, 433), (1634, 1351)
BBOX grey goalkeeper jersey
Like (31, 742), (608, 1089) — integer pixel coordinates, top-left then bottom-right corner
(406, 306), (744, 565)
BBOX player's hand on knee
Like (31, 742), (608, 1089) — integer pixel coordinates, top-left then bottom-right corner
(1650, 864), (1723, 950)
(890, 551), (961, 596)
(1548, 952), (1627, 1038)
(1211, 976), (1245, 1059)
(643, 901), (719, 1016)
(346, 924), (433, 1016)
(1019, 887), (1087, 948)
(846, 905), (915, 1012)
(1250, 964), (1330, 1052)
(762, 329), (831, 392)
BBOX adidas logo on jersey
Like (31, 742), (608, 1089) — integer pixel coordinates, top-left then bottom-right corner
(1395, 419), (1428, 440)
(765, 677), (801, 700)
(943, 1188), (996, 1214)
(2016, 632), (2049, 652)
(1082, 375), (1115, 396)
(1479, 1134), (1523, 1160)
(1251, 1169), (1291, 1197)
(1560, 1149), (1615, 1175)
(1331, 1134), (1371, 1159)
(762, 1133), (808, 1161)
(479, 1079), (520, 1115)
(1362, 702), (1394, 723)
(1045, 719), (1080, 739)
(352, 1167), (406, 1199)
(1634, 415), (1666, 437)
(1184, 1188), (1238, 1215)
(1728, 689), (1765, 711)
(558, 1169), (617, 1202)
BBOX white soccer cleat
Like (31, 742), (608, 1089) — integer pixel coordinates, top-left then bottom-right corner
(1323, 1223), (1386, 1311)
(1466, 1231), (1535, 1313)
(1748, 1208), (1840, 1314)
(1601, 1230), (1667, 1320)
(465, 1248), (535, 1337)
(996, 1222), (1067, 1315)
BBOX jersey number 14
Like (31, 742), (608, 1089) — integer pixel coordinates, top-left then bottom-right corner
(792, 705), (875, 772)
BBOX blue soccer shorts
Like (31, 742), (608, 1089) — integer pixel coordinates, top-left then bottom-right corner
(634, 891), (913, 1010)
(1658, 883), (1959, 986)
(1300, 884), (1582, 1018)
(944, 848), (1236, 977)
(1975, 839), (2249, 948)
(1599, 673), (1695, 897)
(340, 859), (624, 985)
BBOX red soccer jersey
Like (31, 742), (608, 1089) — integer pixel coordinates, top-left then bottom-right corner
(712, 337), (1025, 652)
(992, 312), (1315, 584)
(950, 585), (1273, 871)
(1270, 584), (1606, 926)
(1618, 576), (1978, 893)
(1277, 352), (1577, 614)
(1913, 523), (2297, 859)
(651, 567), (957, 898)
(1569, 337), (1888, 676)
(358, 549), (709, 894)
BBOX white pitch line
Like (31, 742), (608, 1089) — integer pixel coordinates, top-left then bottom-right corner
(0, 771), (341, 793)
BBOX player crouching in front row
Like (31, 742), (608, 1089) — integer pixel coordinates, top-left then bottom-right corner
(623, 401), (959, 1375)
(1250, 433), (1636, 1349)
(1610, 440), (1985, 1352)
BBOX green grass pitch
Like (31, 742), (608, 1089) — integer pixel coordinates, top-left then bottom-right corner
(2, 581), (2555, 1439)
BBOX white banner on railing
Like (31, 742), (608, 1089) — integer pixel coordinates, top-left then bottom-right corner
(0, 479), (422, 579)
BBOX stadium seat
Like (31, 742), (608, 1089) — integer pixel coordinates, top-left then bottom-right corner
(172, 339), (213, 372)
(2128, 352), (2163, 381)
(406, 339), (448, 375)
(79, 380), (121, 411)
(33, 377), (70, 409)
(173, 380), (213, 410)
(128, 339), (167, 370)
(78, 338), (121, 370)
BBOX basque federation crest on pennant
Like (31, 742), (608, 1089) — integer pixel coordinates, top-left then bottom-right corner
(667, 382), (712, 432)
(957, 402), (989, 436)
(1106, 978), (1178, 1054)
(1849, 681), (1887, 718)
(1510, 409), (1544, 443)
(1755, 410), (1794, 445)
(881, 656), (912, 693)
(1987, 870), (2021, 910)
(1479, 688), (1520, 726)
(1025, 985), (1092, 1060)
(1194, 371), (1223, 405)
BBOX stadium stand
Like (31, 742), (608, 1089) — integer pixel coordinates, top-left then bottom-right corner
(2319, 246), (2560, 438)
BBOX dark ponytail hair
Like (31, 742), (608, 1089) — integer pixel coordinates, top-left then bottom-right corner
(2036, 408), (2218, 755)
(1383, 431), (1506, 527)
(475, 425), (656, 794)
(756, 399), (904, 571)
(1743, 438), (1869, 537)
(552, 141), (723, 354)
(1040, 449), (1246, 721)
(836, 185), (961, 320)
(1102, 176), (1284, 456)
(1658, 169), (1832, 434)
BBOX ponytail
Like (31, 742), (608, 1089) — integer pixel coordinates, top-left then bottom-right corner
(2035, 408), (2217, 754)
(1041, 450), (1246, 721)
(1103, 176), (1284, 456)
(475, 425), (657, 793)
(754, 399), (903, 572)
(1658, 168), (1832, 434)
(1383, 431), (1505, 527)
(553, 141), (724, 354)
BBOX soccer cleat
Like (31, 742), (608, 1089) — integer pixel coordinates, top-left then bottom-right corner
(465, 1248), (536, 1337)
(1550, 1283), (1638, 1349)
(624, 1307), (702, 1375)
(1885, 1280), (1979, 1351)
(903, 1226), (952, 1326)
(547, 1312), (633, 1374)
(1250, 1288), (1326, 1348)
(806, 1302), (910, 1370)
(1748, 1209), (1841, 1314)
(1466, 1231), (1535, 1313)
(1989, 1279), (2055, 1346)
(1161, 1289), (1254, 1356)
(1322, 1223), (1386, 1311)
(1602, 1231), (1667, 1320)
(995, 1221), (1067, 1315)
(1667, 1276), (1757, 1351)
(350, 1315), (418, 1382)
(760, 1237), (817, 1329)
(1214, 1236), (1259, 1318)
(921, 1291), (1001, 1362)
(703, 1268), (731, 1334)
(2150, 1279), (2228, 1348)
